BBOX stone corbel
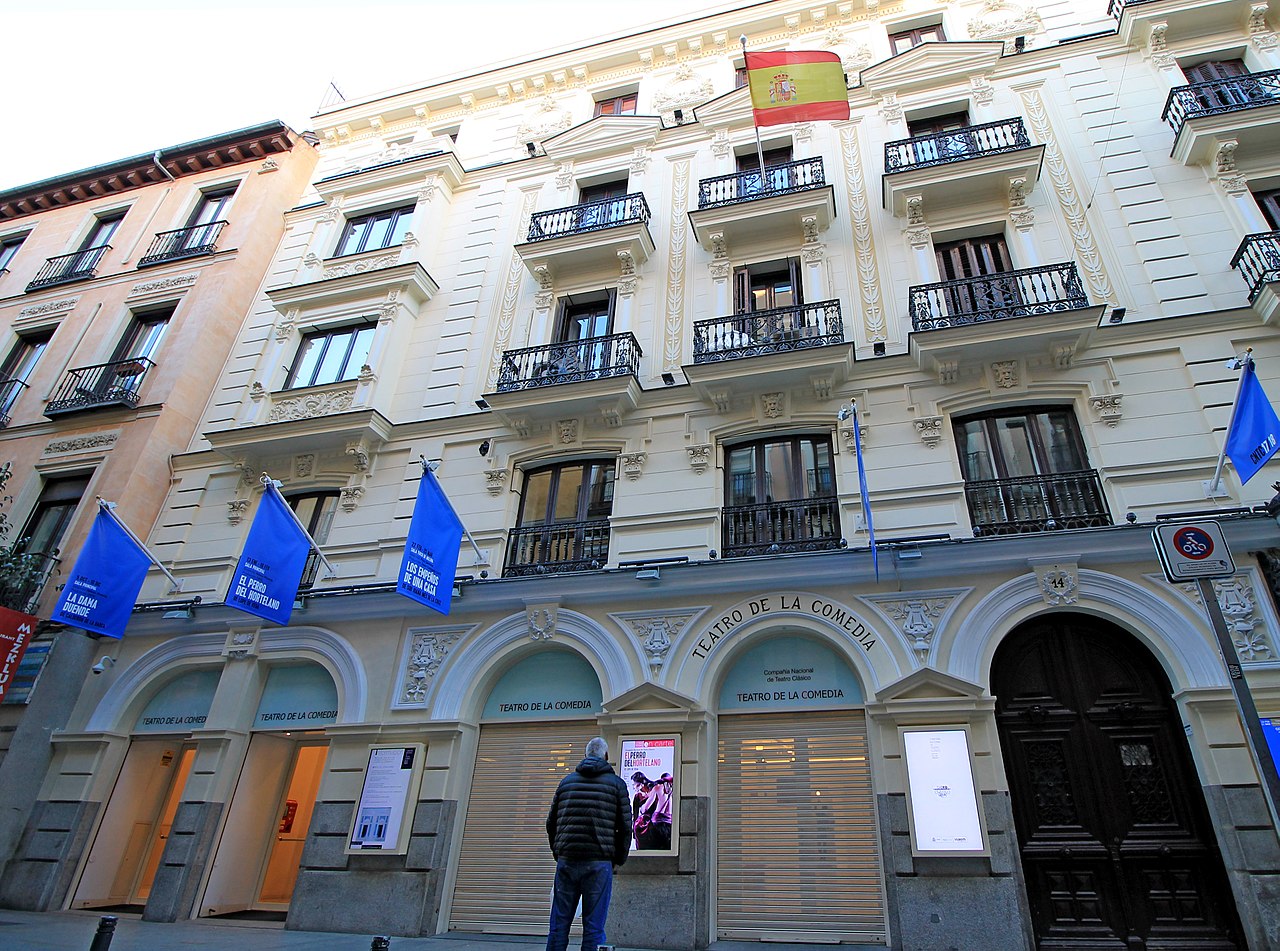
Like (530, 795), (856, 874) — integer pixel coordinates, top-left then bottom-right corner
(839, 423), (868, 454)
(295, 454), (316, 479)
(555, 162), (574, 190)
(936, 360), (959, 385)
(1052, 343), (1074, 369)
(802, 214), (821, 244)
(340, 483), (365, 513)
(914, 416), (945, 448)
(485, 467), (508, 496)
(223, 627), (260, 660)
(710, 230), (728, 260)
(630, 146), (651, 175)
(878, 94), (903, 124)
(710, 129), (730, 159)
(1008, 176), (1029, 208)
(760, 392), (784, 418)
(687, 444), (712, 474)
(1216, 139), (1239, 175)
(227, 498), (250, 525)
(346, 441), (371, 472)
(557, 419), (579, 444)
(274, 308), (299, 342)
(905, 195), (925, 226)
(621, 452), (647, 481)
(991, 360), (1019, 389)
(1089, 394), (1123, 427)
(970, 75), (995, 106)
(1148, 22), (1176, 69)
(1250, 3), (1278, 51)
(710, 390), (732, 414)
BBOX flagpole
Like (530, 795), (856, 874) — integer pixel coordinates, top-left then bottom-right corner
(97, 499), (183, 593)
(1209, 349), (1254, 495)
(419, 457), (486, 566)
(740, 35), (768, 180)
(259, 475), (338, 578)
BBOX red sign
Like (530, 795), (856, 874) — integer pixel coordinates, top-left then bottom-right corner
(0, 604), (38, 704)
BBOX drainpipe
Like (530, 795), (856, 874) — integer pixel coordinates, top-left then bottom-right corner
(152, 151), (176, 181)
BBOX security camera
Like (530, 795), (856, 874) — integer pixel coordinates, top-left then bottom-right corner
(91, 657), (116, 675)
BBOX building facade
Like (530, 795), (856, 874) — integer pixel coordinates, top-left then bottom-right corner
(3, 1), (1280, 949)
(0, 124), (317, 884)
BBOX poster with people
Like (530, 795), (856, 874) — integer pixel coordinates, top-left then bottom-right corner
(620, 737), (677, 852)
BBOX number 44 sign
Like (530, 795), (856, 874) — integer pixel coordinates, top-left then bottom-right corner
(1152, 520), (1237, 583)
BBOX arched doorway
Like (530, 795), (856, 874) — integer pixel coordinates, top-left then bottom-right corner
(992, 613), (1242, 950)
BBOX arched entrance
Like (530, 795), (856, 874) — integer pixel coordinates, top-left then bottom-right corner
(992, 613), (1242, 950)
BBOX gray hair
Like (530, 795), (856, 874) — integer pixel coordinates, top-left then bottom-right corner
(585, 736), (609, 759)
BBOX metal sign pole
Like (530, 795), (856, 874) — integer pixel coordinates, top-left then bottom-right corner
(1195, 576), (1280, 832)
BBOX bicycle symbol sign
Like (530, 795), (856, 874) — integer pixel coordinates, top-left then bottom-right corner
(1172, 526), (1214, 560)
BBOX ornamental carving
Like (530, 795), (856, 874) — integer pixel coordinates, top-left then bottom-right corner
(555, 162), (574, 190)
(711, 129), (730, 159)
(1090, 394), (1123, 427)
(915, 416), (945, 448)
(663, 159), (692, 373)
(128, 274), (197, 297)
(346, 443), (370, 471)
(399, 630), (463, 704)
(970, 76), (995, 106)
(992, 361), (1019, 389)
(44, 433), (117, 454)
(557, 419), (578, 444)
(528, 604), (558, 640)
(340, 484), (365, 512)
(839, 423), (869, 454)
(937, 360), (959, 385)
(274, 309), (298, 342)
(1149, 23), (1176, 70)
(621, 452), (646, 481)
(687, 444), (712, 474)
(1035, 563), (1079, 605)
(630, 147), (651, 175)
(613, 610), (700, 674)
(651, 63), (713, 118)
(485, 467), (507, 495)
(967, 0), (1042, 45)
(516, 96), (573, 144)
(1216, 139), (1238, 175)
(223, 628), (259, 660)
(487, 191), (540, 391)
(18, 297), (78, 320)
(294, 454), (315, 479)
(1181, 576), (1274, 662)
(880, 597), (951, 661)
(267, 384), (356, 422)
(761, 392), (784, 418)
(227, 498), (250, 525)
(1250, 3), (1278, 50)
(322, 251), (399, 280)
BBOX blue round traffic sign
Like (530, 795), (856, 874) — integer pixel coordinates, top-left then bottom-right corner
(1172, 526), (1215, 560)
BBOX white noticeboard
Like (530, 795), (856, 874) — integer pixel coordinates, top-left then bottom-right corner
(902, 728), (986, 856)
(346, 744), (424, 854)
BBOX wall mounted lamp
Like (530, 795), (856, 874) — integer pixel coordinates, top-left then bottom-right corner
(162, 595), (202, 620)
(635, 568), (661, 581)
(479, 439), (491, 457)
(475, 398), (490, 410)
(661, 372), (676, 386)
(1108, 307), (1126, 324)
(526, 142), (538, 156)
(872, 342), (886, 356)
(91, 656), (117, 675)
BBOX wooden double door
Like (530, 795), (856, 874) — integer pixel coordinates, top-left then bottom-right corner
(993, 615), (1242, 950)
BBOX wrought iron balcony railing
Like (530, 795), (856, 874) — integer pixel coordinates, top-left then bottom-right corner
(137, 220), (228, 267)
(1107, 0), (1159, 17)
(0, 378), (28, 428)
(693, 300), (843, 364)
(26, 245), (111, 292)
(505, 517), (611, 576)
(0, 550), (60, 614)
(44, 357), (156, 416)
(1162, 69), (1280, 137)
(1231, 230), (1280, 302)
(910, 262), (1088, 331)
(526, 194), (651, 241)
(965, 470), (1111, 537)
(496, 333), (641, 392)
(885, 118), (1033, 173)
(722, 497), (842, 558)
(696, 157), (826, 209)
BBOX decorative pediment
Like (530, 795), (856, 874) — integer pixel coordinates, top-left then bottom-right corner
(603, 681), (700, 713)
(872, 667), (986, 704)
(313, 147), (464, 202)
(540, 114), (663, 162)
(516, 96), (576, 144)
(857, 41), (1006, 98)
(688, 85), (756, 130)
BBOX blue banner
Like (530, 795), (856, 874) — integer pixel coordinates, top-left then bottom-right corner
(852, 404), (878, 580)
(398, 467), (464, 615)
(227, 484), (311, 625)
(51, 508), (153, 639)
(1225, 360), (1280, 484)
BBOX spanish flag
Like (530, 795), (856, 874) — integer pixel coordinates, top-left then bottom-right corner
(744, 50), (850, 127)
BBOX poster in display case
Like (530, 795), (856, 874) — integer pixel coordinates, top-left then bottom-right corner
(346, 744), (425, 854)
(619, 736), (678, 854)
(902, 727), (987, 856)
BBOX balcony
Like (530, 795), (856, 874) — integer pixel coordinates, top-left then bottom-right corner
(515, 194), (654, 279)
(0, 378), (27, 428)
(504, 518), (610, 577)
(1232, 230), (1280, 322)
(26, 246), (111, 292)
(1163, 70), (1280, 166)
(882, 118), (1044, 218)
(689, 159), (835, 252)
(0, 550), (60, 614)
(1111, 0), (1265, 48)
(44, 357), (155, 416)
(722, 497), (842, 558)
(964, 470), (1111, 537)
(910, 262), (1089, 331)
(137, 221), (227, 267)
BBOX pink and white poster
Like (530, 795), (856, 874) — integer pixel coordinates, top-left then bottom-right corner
(620, 737), (677, 852)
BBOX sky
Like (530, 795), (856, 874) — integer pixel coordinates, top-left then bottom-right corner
(1, 0), (744, 192)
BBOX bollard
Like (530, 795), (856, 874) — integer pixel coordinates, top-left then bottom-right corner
(88, 915), (118, 951)
(371, 937), (391, 951)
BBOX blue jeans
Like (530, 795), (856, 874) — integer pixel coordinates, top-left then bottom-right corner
(546, 858), (613, 951)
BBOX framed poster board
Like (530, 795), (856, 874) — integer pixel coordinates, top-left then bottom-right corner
(619, 736), (678, 855)
(902, 727), (987, 856)
(346, 744), (425, 854)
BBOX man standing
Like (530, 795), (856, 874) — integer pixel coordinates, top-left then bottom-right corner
(545, 736), (632, 951)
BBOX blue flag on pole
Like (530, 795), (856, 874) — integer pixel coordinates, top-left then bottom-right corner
(50, 507), (153, 638)
(398, 467), (464, 616)
(852, 404), (878, 581)
(1225, 359), (1280, 485)
(227, 483), (311, 625)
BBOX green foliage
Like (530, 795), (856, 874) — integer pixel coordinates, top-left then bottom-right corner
(0, 463), (51, 614)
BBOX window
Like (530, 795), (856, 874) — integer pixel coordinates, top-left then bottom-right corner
(734, 65), (748, 89)
(907, 111), (970, 138)
(0, 331), (51, 422)
(285, 324), (375, 388)
(181, 186), (235, 251)
(0, 234), (25, 273)
(578, 179), (628, 204)
(333, 205), (414, 257)
(932, 234), (1018, 315)
(723, 436), (839, 556)
(1256, 189), (1280, 229)
(556, 291), (614, 343)
(12, 474), (91, 606)
(594, 93), (638, 117)
(112, 306), (173, 367)
(575, 178), (631, 229)
(506, 460), (616, 575)
(890, 23), (946, 54)
(287, 491), (338, 588)
(734, 258), (803, 313)
(1182, 59), (1270, 110)
(81, 212), (124, 252)
(734, 146), (795, 194)
(953, 407), (1109, 535)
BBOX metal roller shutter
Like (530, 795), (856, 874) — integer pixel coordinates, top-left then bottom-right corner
(717, 711), (886, 943)
(450, 721), (596, 934)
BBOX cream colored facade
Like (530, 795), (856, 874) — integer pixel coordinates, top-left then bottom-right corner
(5, 1), (1280, 949)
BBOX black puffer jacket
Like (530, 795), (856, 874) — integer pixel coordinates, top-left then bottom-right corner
(546, 755), (632, 865)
